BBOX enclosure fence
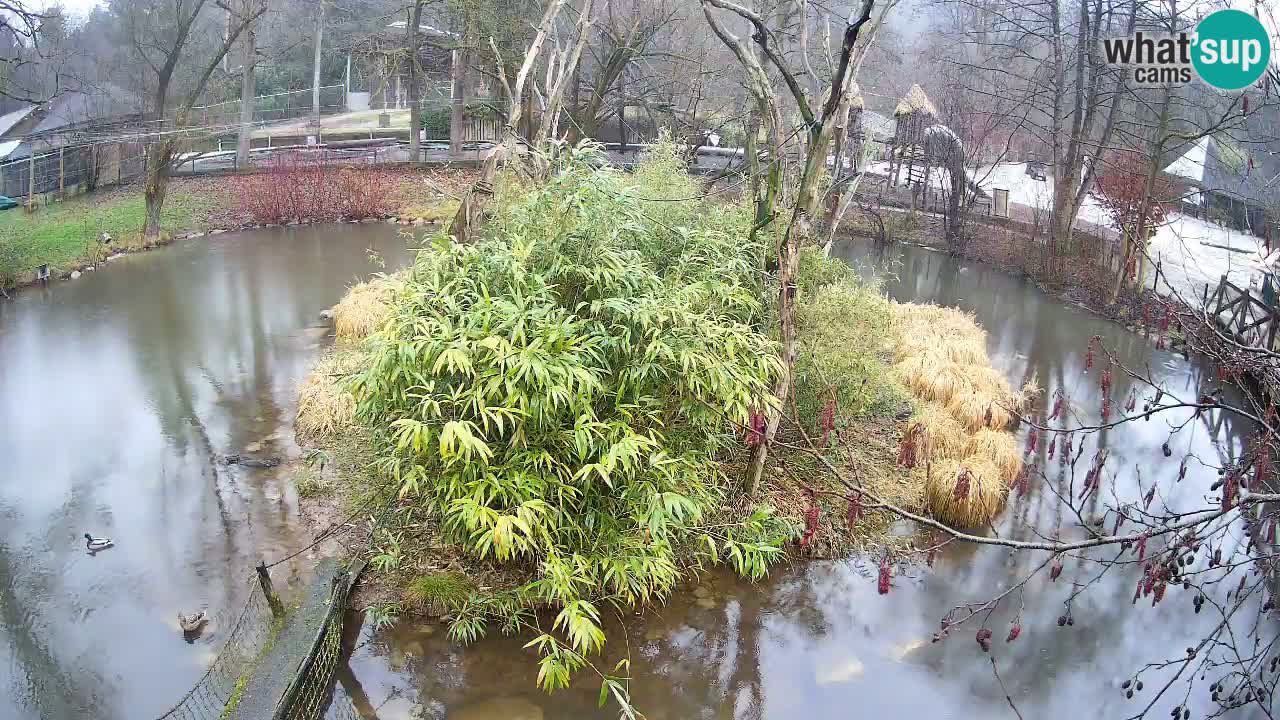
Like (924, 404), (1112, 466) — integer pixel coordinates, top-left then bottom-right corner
(153, 578), (278, 720)
(0, 141), (145, 201)
(189, 85), (348, 128)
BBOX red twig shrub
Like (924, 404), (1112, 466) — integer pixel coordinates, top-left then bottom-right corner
(235, 150), (397, 224)
(1094, 149), (1181, 240)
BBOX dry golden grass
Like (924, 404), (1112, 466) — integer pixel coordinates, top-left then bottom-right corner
(923, 458), (1008, 528)
(946, 390), (1013, 432)
(296, 347), (367, 441)
(890, 301), (1028, 527)
(332, 273), (403, 341)
(905, 404), (967, 460)
(964, 429), (1022, 483)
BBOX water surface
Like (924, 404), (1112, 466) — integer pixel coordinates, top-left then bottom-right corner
(335, 239), (1257, 720)
(0, 223), (417, 719)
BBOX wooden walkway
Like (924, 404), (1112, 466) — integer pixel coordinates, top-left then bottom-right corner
(1206, 275), (1280, 350)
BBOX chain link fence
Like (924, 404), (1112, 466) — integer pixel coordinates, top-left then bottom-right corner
(276, 561), (363, 720)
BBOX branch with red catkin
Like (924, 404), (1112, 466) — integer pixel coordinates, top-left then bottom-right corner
(1086, 335), (1099, 371)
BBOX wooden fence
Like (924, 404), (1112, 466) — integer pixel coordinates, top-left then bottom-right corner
(1206, 275), (1280, 350)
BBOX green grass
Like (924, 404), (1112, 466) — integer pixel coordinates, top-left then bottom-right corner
(0, 188), (219, 286)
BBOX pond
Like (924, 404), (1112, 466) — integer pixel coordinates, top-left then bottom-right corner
(333, 239), (1255, 720)
(0, 224), (418, 719)
(0, 228), (1255, 720)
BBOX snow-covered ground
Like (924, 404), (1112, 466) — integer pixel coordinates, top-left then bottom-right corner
(866, 159), (1269, 303)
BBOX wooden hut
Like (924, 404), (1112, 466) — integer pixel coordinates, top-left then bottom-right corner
(886, 84), (937, 189)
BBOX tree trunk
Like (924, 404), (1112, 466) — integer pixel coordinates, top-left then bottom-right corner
(143, 139), (174, 241)
(312, 1), (325, 127)
(406, 1), (424, 162)
(449, 39), (465, 155)
(235, 2), (258, 168)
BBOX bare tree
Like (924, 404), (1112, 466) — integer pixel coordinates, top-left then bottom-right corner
(701, 0), (878, 493)
(117, 0), (266, 240)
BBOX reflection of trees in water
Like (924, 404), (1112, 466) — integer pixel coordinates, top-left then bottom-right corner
(0, 535), (99, 719)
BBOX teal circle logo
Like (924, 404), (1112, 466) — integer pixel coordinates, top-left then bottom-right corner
(1192, 9), (1271, 90)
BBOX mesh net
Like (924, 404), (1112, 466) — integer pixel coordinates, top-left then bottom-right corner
(154, 579), (277, 720)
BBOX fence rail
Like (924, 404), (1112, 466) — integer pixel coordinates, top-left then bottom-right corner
(190, 85), (348, 128)
(1208, 275), (1280, 350)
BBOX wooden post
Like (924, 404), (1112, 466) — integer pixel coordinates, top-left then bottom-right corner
(58, 147), (65, 196)
(27, 151), (35, 205)
(257, 561), (285, 618)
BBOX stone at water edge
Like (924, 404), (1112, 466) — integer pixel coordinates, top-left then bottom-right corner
(70, 271), (81, 280)
(244, 441), (263, 453)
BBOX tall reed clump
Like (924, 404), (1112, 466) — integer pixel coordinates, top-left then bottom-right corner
(891, 303), (1034, 527)
(351, 142), (792, 690)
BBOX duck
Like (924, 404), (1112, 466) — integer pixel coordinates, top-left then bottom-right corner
(84, 533), (113, 551)
(178, 611), (208, 634)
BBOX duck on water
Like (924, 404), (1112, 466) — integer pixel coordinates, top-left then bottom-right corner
(84, 533), (113, 552)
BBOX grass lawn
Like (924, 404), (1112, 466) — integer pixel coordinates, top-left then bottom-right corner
(0, 185), (222, 285)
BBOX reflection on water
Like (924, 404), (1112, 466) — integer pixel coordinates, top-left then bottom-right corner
(0, 224), (417, 719)
(340, 239), (1254, 720)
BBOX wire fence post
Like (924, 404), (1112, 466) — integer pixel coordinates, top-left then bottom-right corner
(257, 561), (285, 618)
(26, 151), (35, 206)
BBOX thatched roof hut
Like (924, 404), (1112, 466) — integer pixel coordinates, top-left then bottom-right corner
(894, 84), (937, 118)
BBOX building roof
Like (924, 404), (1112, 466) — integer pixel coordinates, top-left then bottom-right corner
(1166, 135), (1280, 208)
(385, 19), (458, 38)
(0, 140), (21, 160)
(29, 86), (139, 136)
(894, 84), (937, 117)
(0, 105), (34, 138)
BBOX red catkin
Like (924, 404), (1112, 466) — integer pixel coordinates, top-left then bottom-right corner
(1049, 390), (1064, 421)
(819, 396), (837, 447)
(976, 628), (993, 653)
(953, 468), (972, 501)
(747, 410), (766, 447)
(800, 496), (820, 548)
(878, 555), (892, 595)
(1144, 487), (1156, 510)
(1006, 623), (1021, 643)
(1050, 556), (1064, 581)
(1026, 428), (1038, 455)
(1048, 436), (1056, 460)
(846, 493), (863, 530)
